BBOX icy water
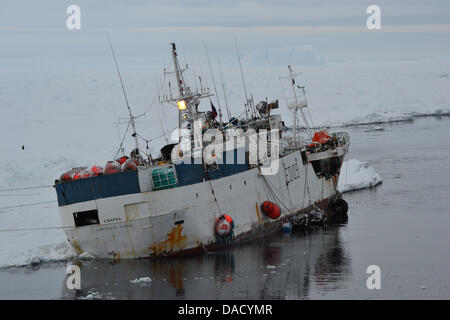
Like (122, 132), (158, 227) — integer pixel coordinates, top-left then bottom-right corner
(1, 116), (450, 299)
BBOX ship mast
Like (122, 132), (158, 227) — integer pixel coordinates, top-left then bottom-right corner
(285, 65), (313, 140)
(106, 31), (143, 164)
(161, 43), (213, 137)
(171, 43), (188, 132)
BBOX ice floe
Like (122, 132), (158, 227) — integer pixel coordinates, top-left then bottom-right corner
(0, 241), (76, 269)
(338, 159), (382, 193)
(130, 277), (152, 284)
(78, 252), (95, 260)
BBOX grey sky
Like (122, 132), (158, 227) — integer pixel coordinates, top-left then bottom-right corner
(0, 0), (449, 67)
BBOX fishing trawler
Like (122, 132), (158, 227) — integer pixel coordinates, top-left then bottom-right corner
(54, 43), (350, 259)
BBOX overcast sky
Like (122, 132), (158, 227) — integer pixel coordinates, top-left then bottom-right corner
(0, 0), (449, 67)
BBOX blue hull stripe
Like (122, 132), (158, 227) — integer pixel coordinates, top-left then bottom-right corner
(55, 170), (141, 207)
(54, 150), (249, 206)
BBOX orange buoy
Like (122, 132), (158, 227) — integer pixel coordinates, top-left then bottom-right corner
(90, 165), (103, 176)
(104, 161), (121, 174)
(60, 170), (74, 182)
(71, 169), (83, 180)
(72, 169), (91, 180)
(72, 172), (81, 180)
(80, 170), (91, 179)
(121, 158), (137, 171)
(223, 214), (233, 224)
(60, 167), (89, 182)
(117, 155), (129, 165)
(261, 201), (281, 219)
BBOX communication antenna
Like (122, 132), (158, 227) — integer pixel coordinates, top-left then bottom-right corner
(234, 37), (250, 120)
(199, 75), (204, 93)
(218, 57), (231, 121)
(154, 75), (169, 144)
(204, 42), (223, 128)
(106, 31), (142, 163)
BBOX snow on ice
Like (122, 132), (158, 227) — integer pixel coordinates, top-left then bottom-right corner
(338, 159), (382, 193)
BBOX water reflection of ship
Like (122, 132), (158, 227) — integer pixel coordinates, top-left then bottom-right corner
(61, 226), (351, 299)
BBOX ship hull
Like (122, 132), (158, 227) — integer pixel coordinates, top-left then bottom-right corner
(58, 149), (345, 259)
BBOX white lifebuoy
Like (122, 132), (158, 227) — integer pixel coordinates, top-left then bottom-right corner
(215, 219), (232, 237)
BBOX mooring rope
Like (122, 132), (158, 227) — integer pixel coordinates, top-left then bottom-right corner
(260, 173), (295, 216)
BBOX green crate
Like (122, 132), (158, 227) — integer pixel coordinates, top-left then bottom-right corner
(152, 166), (178, 190)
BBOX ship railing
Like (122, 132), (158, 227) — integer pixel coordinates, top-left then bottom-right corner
(281, 136), (305, 152)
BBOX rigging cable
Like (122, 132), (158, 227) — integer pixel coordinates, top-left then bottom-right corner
(218, 57), (232, 122)
(113, 118), (131, 159)
(259, 171), (294, 217)
(260, 170), (294, 209)
(106, 31), (141, 158)
(203, 167), (222, 218)
(207, 179), (222, 219)
(0, 200), (56, 211)
(0, 185), (53, 192)
(0, 226), (72, 232)
(204, 42), (223, 128)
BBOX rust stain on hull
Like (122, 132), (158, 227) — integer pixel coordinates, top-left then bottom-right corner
(71, 240), (83, 255)
(149, 224), (187, 255)
(255, 202), (261, 222)
(145, 194), (341, 259)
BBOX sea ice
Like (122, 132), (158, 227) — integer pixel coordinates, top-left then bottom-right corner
(130, 277), (152, 284)
(338, 159), (382, 193)
(78, 252), (95, 260)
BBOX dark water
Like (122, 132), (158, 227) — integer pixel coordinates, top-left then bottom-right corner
(1, 116), (450, 299)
